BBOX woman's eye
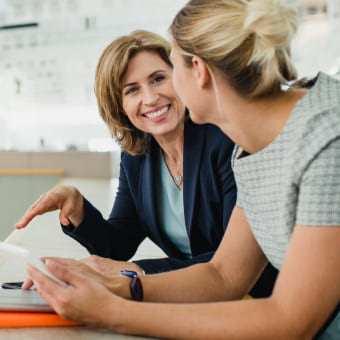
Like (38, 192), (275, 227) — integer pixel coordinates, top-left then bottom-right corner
(125, 87), (138, 95)
(152, 75), (166, 84)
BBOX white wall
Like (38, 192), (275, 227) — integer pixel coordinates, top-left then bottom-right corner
(0, 0), (187, 151)
(293, 0), (340, 77)
(0, 0), (339, 151)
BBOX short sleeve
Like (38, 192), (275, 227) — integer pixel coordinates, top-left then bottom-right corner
(296, 137), (340, 226)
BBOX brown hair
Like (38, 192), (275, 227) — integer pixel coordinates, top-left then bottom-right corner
(95, 30), (172, 155)
(170, 0), (298, 99)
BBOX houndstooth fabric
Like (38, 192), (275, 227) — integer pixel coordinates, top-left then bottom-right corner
(232, 72), (340, 270)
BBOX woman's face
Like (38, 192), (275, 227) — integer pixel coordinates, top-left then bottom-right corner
(122, 51), (185, 138)
(170, 44), (212, 125)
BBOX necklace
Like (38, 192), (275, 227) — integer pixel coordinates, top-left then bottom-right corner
(173, 174), (183, 187)
(162, 152), (183, 189)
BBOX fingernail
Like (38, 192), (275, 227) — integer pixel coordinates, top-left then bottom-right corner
(45, 259), (56, 266)
(27, 264), (34, 271)
(22, 282), (29, 290)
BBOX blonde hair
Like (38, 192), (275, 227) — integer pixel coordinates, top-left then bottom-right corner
(170, 0), (298, 99)
(95, 30), (172, 155)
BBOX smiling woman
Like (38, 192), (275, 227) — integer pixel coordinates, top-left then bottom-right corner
(121, 51), (185, 144)
(95, 30), (179, 156)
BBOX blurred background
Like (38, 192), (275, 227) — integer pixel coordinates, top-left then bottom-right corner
(0, 0), (339, 241)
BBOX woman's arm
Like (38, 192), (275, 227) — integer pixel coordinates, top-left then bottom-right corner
(62, 159), (147, 260)
(15, 156), (147, 261)
(116, 225), (340, 339)
(139, 207), (267, 303)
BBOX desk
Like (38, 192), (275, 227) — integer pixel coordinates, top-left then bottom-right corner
(0, 177), (163, 339)
(0, 327), (151, 340)
(0, 151), (119, 178)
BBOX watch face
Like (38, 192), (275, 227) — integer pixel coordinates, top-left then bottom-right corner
(120, 269), (138, 278)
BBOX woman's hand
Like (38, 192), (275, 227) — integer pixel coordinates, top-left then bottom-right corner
(16, 185), (85, 228)
(81, 255), (144, 276)
(23, 257), (132, 299)
(27, 259), (129, 329)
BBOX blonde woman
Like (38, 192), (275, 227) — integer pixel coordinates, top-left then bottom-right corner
(18, 30), (276, 296)
(26, 1), (339, 339)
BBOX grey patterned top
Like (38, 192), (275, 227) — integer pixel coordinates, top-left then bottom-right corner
(232, 72), (340, 269)
(232, 73), (340, 338)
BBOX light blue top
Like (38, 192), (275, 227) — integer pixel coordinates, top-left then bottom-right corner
(156, 154), (191, 258)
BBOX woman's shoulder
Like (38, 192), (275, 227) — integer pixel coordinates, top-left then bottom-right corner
(286, 74), (340, 172)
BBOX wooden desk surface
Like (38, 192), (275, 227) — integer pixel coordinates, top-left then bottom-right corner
(0, 168), (65, 176)
(0, 327), (151, 340)
(0, 177), (162, 339)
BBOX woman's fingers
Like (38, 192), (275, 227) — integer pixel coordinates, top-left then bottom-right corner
(46, 257), (74, 266)
(59, 199), (78, 226)
(15, 194), (60, 228)
(28, 260), (85, 291)
(44, 259), (85, 286)
(16, 185), (84, 229)
(27, 265), (63, 311)
(47, 258), (107, 285)
(29, 260), (124, 326)
(44, 257), (79, 268)
(44, 257), (119, 294)
(59, 210), (70, 226)
(22, 277), (34, 290)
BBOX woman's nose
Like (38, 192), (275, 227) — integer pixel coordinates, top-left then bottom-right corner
(142, 87), (159, 106)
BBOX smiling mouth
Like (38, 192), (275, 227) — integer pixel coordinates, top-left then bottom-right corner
(143, 105), (170, 120)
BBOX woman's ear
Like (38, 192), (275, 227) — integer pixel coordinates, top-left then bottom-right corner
(191, 56), (211, 89)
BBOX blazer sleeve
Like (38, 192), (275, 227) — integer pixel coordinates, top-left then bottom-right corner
(62, 157), (147, 260)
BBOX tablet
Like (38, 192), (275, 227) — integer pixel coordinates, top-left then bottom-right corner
(0, 242), (58, 312)
(0, 287), (53, 312)
(0, 242), (64, 285)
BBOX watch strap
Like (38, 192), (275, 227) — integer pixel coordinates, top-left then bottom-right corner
(120, 270), (144, 301)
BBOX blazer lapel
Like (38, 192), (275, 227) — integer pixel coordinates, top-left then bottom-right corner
(183, 121), (205, 237)
(140, 143), (165, 246)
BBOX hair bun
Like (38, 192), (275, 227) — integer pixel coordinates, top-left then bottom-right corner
(170, 0), (298, 99)
(244, 0), (298, 63)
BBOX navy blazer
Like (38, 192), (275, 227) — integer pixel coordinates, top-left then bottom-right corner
(64, 120), (236, 270)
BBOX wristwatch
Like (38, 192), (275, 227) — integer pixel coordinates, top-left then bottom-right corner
(120, 270), (144, 301)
